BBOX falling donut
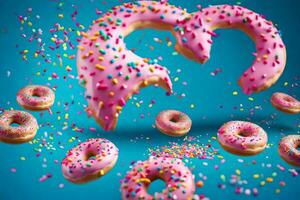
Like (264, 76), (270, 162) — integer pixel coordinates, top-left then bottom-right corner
(77, 1), (286, 130)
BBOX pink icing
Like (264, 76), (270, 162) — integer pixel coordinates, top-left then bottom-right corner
(0, 110), (38, 139)
(121, 156), (195, 199)
(77, 1), (189, 131)
(279, 135), (300, 166)
(77, 1), (286, 131)
(177, 5), (286, 94)
(61, 138), (118, 182)
(217, 121), (267, 152)
(155, 110), (192, 135)
(17, 85), (55, 108)
(271, 92), (300, 111)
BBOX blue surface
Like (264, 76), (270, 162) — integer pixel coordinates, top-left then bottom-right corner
(0, 0), (300, 199)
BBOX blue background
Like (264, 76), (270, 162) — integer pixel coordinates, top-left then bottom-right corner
(0, 0), (299, 199)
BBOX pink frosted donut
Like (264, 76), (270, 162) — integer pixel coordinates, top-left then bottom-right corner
(17, 85), (55, 111)
(155, 110), (192, 136)
(271, 92), (300, 114)
(279, 135), (300, 167)
(77, 1), (286, 131)
(121, 156), (195, 200)
(217, 121), (268, 155)
(61, 138), (118, 183)
(177, 5), (286, 94)
(0, 110), (38, 144)
(77, 1), (189, 131)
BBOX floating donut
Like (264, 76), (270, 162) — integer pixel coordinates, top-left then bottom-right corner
(120, 156), (195, 199)
(17, 85), (55, 111)
(177, 5), (286, 94)
(0, 110), (38, 144)
(270, 92), (300, 114)
(278, 135), (300, 167)
(77, 1), (188, 130)
(155, 110), (192, 136)
(61, 138), (118, 184)
(77, 1), (286, 130)
(217, 121), (268, 155)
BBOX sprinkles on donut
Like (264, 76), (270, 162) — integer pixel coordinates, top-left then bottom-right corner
(61, 138), (119, 184)
(0, 110), (38, 144)
(17, 85), (55, 111)
(278, 135), (300, 167)
(155, 110), (192, 136)
(77, 1), (286, 131)
(217, 121), (268, 156)
(271, 92), (300, 114)
(120, 156), (195, 199)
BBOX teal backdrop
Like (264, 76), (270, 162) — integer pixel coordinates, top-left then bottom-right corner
(0, 0), (299, 199)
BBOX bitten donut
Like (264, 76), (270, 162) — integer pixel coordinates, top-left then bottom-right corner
(121, 156), (195, 200)
(278, 135), (300, 167)
(271, 92), (300, 114)
(17, 85), (55, 111)
(77, 1), (286, 131)
(155, 110), (192, 136)
(217, 121), (268, 155)
(177, 5), (286, 94)
(61, 138), (118, 184)
(0, 110), (38, 144)
(77, 1), (189, 131)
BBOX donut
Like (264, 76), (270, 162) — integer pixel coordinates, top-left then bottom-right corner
(120, 156), (195, 200)
(155, 110), (192, 136)
(0, 110), (38, 144)
(61, 138), (119, 184)
(77, 1), (189, 130)
(278, 135), (300, 167)
(77, 1), (286, 131)
(217, 121), (268, 155)
(270, 92), (300, 114)
(17, 85), (55, 111)
(177, 5), (286, 94)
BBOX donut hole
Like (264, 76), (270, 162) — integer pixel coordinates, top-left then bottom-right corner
(32, 93), (41, 97)
(9, 115), (23, 127)
(169, 115), (180, 123)
(31, 88), (47, 97)
(10, 122), (20, 127)
(284, 96), (292, 102)
(295, 143), (300, 151)
(147, 178), (166, 195)
(85, 151), (97, 161)
(238, 129), (252, 137)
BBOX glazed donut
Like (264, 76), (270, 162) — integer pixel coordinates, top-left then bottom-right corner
(217, 121), (268, 155)
(155, 110), (192, 136)
(17, 85), (55, 111)
(270, 92), (300, 114)
(278, 135), (300, 167)
(77, 1), (286, 131)
(177, 5), (286, 94)
(0, 110), (38, 144)
(61, 138), (118, 184)
(121, 156), (195, 200)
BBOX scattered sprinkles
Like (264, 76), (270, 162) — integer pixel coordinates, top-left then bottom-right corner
(148, 135), (220, 160)
(0, 0), (299, 199)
